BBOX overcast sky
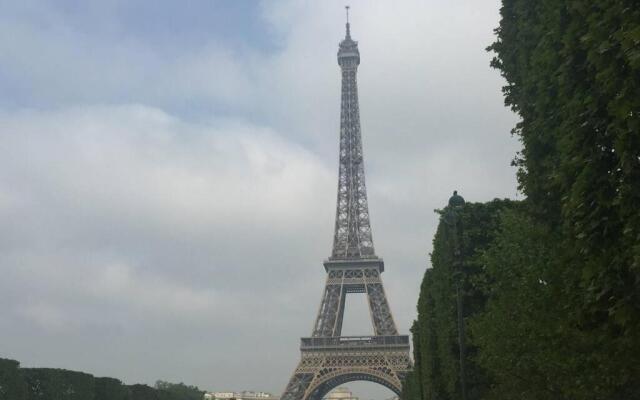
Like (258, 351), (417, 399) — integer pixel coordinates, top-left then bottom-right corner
(0, 0), (520, 398)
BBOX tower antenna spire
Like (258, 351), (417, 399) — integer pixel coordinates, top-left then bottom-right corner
(345, 5), (351, 38)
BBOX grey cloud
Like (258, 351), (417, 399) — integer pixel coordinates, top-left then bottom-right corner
(0, 104), (333, 388)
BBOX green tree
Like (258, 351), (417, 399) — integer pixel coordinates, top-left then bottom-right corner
(23, 368), (95, 400)
(155, 381), (204, 400)
(404, 200), (515, 400)
(489, 0), (640, 340)
(406, 2), (639, 398)
(471, 209), (640, 399)
(129, 384), (160, 400)
(95, 377), (131, 400)
(487, 0), (640, 397)
(470, 211), (575, 399)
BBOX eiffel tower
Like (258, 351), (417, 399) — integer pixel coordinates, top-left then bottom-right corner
(281, 9), (411, 400)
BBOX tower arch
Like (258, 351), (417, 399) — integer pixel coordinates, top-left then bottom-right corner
(306, 370), (401, 400)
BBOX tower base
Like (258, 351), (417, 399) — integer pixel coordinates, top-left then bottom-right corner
(281, 335), (412, 400)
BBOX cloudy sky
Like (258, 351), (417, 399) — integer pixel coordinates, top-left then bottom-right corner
(0, 0), (520, 397)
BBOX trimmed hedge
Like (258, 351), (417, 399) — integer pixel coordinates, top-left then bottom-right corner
(405, 200), (515, 400)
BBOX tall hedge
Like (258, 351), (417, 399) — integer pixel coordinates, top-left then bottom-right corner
(404, 1), (640, 398)
(405, 200), (515, 400)
(489, 0), (640, 339)
(400, 323), (422, 400)
(469, 209), (619, 399)
(484, 0), (640, 397)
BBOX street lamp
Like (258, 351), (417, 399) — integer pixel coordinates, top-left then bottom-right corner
(446, 190), (467, 400)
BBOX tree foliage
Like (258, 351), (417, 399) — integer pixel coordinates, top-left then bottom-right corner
(95, 377), (131, 400)
(0, 358), (27, 400)
(23, 368), (95, 400)
(484, 0), (640, 397)
(405, 200), (515, 400)
(0, 358), (206, 400)
(469, 208), (640, 399)
(155, 381), (204, 400)
(404, 1), (640, 398)
(129, 384), (160, 400)
(489, 0), (640, 335)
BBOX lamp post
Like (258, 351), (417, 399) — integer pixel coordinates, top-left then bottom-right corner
(447, 190), (467, 400)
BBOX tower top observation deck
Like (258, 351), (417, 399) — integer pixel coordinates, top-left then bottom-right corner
(338, 6), (360, 67)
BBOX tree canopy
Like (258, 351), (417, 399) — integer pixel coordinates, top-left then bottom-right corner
(403, 0), (640, 398)
(0, 359), (207, 400)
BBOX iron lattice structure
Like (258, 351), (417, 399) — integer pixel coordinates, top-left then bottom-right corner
(331, 19), (374, 261)
(281, 16), (411, 400)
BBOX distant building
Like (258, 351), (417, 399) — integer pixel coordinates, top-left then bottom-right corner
(204, 391), (278, 400)
(323, 387), (358, 400)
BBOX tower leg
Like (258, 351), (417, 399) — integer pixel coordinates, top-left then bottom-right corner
(366, 282), (398, 336)
(312, 275), (345, 337)
(281, 371), (314, 400)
